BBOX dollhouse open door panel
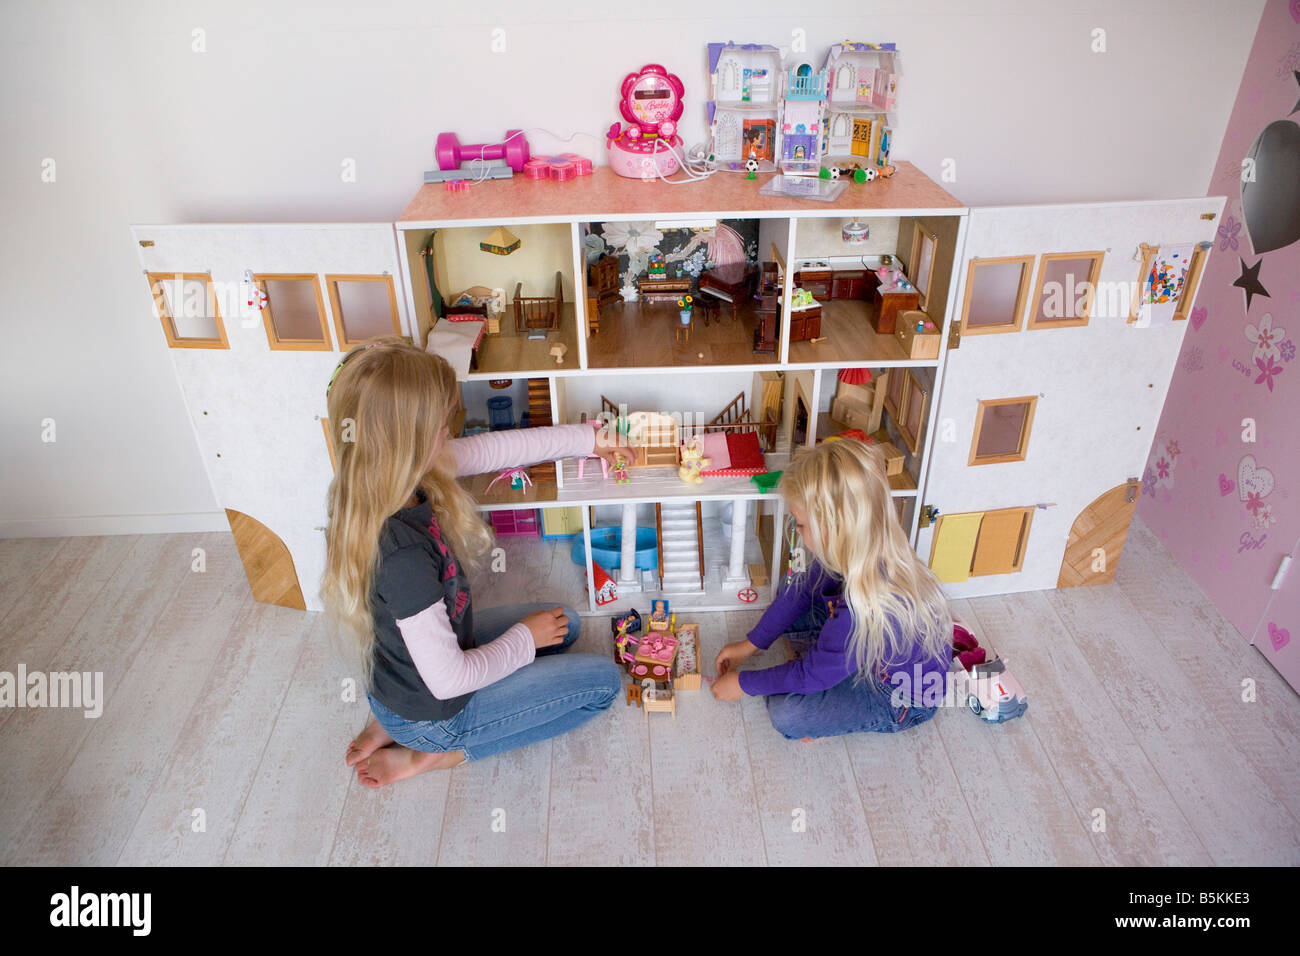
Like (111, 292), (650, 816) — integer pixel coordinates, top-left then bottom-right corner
(1057, 480), (1143, 587)
(131, 223), (411, 611)
(916, 197), (1223, 598)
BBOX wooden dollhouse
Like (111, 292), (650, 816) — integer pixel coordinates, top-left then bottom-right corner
(132, 39), (1222, 616)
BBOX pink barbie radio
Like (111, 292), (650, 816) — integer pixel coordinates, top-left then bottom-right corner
(606, 64), (685, 179)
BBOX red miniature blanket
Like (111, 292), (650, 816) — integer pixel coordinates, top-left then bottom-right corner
(701, 431), (766, 477)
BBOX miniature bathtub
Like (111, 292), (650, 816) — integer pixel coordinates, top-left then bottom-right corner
(571, 525), (659, 572)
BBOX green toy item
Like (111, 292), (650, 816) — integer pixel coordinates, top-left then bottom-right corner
(750, 470), (783, 494)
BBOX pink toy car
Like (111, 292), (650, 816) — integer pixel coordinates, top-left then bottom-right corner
(950, 622), (1028, 723)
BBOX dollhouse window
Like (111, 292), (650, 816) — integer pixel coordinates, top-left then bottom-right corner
(883, 367), (906, 422)
(257, 274), (331, 350)
(1173, 244), (1208, 321)
(147, 272), (230, 349)
(835, 65), (854, 92)
(970, 397), (1037, 464)
(1027, 252), (1104, 329)
(326, 275), (402, 347)
(720, 59), (741, 98)
(911, 224), (938, 309)
(897, 369), (929, 455)
(970, 507), (1034, 575)
(960, 256), (1033, 335)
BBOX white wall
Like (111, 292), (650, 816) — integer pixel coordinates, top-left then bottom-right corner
(0, 0), (1261, 535)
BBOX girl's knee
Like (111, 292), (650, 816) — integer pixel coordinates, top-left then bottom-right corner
(766, 695), (808, 740)
(560, 604), (582, 645)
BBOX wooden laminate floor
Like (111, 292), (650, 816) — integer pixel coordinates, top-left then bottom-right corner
(1, 516), (1296, 866)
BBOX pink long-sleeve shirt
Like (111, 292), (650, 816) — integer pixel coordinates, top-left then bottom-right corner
(367, 423), (597, 721)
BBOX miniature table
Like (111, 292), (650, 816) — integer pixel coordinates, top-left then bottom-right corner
(872, 286), (921, 335)
(638, 277), (692, 304)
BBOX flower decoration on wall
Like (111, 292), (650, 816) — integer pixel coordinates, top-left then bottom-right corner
(601, 220), (664, 285)
(1254, 355), (1284, 391)
(1217, 214), (1242, 252)
(1245, 312), (1285, 360)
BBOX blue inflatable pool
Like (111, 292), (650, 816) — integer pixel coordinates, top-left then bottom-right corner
(571, 526), (659, 571)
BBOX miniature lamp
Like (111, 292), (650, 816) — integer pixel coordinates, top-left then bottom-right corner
(841, 218), (869, 244)
(480, 226), (521, 255)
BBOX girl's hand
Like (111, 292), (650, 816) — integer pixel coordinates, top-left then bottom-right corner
(592, 423), (637, 471)
(714, 639), (758, 677)
(520, 606), (568, 649)
(711, 669), (744, 701)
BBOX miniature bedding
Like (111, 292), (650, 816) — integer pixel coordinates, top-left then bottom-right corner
(696, 431), (731, 471)
(700, 431), (766, 477)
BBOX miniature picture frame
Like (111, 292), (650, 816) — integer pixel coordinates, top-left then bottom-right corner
(649, 598), (671, 630)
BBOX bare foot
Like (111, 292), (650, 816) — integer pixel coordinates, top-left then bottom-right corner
(345, 717), (394, 767)
(355, 744), (465, 788)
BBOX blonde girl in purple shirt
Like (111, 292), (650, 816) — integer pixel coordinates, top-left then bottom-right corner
(711, 439), (954, 738)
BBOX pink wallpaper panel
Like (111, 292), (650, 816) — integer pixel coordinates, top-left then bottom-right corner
(1139, 0), (1300, 690)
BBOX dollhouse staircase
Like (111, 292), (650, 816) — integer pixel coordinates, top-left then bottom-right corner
(656, 501), (705, 593)
(526, 377), (555, 483)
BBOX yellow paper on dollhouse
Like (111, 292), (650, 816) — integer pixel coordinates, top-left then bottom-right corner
(930, 512), (984, 583)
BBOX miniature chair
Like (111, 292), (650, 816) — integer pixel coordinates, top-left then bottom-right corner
(577, 454), (608, 479)
(696, 296), (720, 327)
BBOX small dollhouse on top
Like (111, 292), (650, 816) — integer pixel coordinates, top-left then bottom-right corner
(780, 62), (828, 176)
(706, 42), (784, 173)
(821, 41), (898, 172)
(707, 40), (898, 178)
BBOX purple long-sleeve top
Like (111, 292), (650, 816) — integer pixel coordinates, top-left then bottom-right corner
(736, 562), (949, 699)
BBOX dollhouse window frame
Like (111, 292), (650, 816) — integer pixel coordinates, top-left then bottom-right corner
(1026, 251), (1105, 329)
(1173, 244), (1209, 321)
(959, 256), (1034, 336)
(325, 274), (402, 348)
(256, 273), (332, 351)
(882, 367), (906, 424)
(146, 271), (230, 350)
(895, 368), (929, 455)
(969, 396), (1037, 465)
(970, 507), (1034, 575)
(928, 506), (1034, 578)
(910, 223), (938, 310)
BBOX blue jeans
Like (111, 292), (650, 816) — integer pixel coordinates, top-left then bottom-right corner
(763, 594), (937, 740)
(367, 602), (622, 762)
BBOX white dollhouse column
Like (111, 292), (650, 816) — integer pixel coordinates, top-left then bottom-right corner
(722, 497), (750, 588)
(618, 502), (642, 592)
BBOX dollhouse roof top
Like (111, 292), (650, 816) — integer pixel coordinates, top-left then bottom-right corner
(822, 41), (898, 69)
(707, 41), (781, 75)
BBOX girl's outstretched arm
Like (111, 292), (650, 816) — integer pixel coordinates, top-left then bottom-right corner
(449, 423), (597, 477)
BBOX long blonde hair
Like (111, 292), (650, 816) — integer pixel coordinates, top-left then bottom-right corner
(320, 336), (493, 690)
(779, 439), (952, 688)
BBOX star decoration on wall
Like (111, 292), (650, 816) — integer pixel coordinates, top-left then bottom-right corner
(1233, 258), (1270, 312)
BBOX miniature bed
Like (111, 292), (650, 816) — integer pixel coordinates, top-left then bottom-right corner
(598, 390), (778, 475)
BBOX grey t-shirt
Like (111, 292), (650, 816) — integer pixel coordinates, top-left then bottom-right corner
(369, 486), (477, 721)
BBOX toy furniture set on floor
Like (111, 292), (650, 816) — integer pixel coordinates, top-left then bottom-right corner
(611, 607), (703, 717)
